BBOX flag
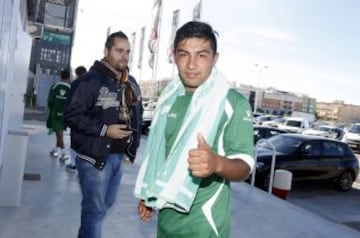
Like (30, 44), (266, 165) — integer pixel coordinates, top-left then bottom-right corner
(129, 32), (136, 71)
(106, 26), (111, 37)
(148, 0), (162, 68)
(167, 9), (180, 64)
(137, 26), (146, 69)
(193, 0), (202, 21)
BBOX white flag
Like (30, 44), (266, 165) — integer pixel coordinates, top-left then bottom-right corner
(148, 0), (162, 68)
(129, 32), (136, 71)
(167, 9), (180, 64)
(106, 26), (111, 37)
(137, 26), (146, 69)
(193, 0), (202, 21)
(148, 0), (162, 53)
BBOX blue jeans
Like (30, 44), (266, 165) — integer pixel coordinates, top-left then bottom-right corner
(76, 154), (124, 238)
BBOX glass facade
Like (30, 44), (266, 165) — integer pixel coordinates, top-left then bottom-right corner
(29, 0), (75, 74)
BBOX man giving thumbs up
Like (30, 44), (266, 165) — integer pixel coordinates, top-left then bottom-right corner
(135, 21), (254, 238)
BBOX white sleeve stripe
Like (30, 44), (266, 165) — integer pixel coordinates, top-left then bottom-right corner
(217, 99), (233, 156)
(228, 153), (255, 173)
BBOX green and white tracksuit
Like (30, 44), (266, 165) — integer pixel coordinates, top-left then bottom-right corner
(158, 89), (254, 238)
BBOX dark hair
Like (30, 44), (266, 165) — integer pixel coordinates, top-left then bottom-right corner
(105, 31), (128, 50)
(60, 69), (70, 79)
(174, 21), (218, 54)
(75, 66), (87, 77)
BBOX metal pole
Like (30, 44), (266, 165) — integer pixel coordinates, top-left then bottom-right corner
(150, 1), (163, 118)
(252, 139), (277, 194)
(268, 142), (277, 194)
(253, 64), (268, 113)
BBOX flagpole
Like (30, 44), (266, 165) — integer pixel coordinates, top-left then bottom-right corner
(150, 1), (163, 107)
(129, 32), (136, 73)
(139, 62), (143, 81)
(168, 9), (180, 79)
(137, 26), (146, 82)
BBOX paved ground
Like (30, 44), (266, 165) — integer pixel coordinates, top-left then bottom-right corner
(288, 179), (360, 231)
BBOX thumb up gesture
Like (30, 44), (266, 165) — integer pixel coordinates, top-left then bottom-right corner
(188, 133), (218, 178)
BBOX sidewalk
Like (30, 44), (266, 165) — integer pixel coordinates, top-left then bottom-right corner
(0, 120), (359, 237)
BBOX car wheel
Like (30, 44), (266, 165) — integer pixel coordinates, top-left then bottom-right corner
(336, 170), (354, 191)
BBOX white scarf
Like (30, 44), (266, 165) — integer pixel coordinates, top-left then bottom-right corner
(134, 68), (230, 212)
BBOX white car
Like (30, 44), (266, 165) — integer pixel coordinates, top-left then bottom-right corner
(279, 117), (310, 133)
(302, 125), (338, 139)
(253, 115), (276, 125)
(262, 117), (286, 128)
(342, 123), (360, 151)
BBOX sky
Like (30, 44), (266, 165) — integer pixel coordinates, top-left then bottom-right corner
(71, 0), (360, 105)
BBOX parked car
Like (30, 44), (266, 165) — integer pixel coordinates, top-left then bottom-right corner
(262, 117), (286, 128)
(141, 118), (152, 135)
(252, 134), (359, 191)
(253, 126), (287, 144)
(342, 123), (360, 152)
(302, 125), (343, 139)
(253, 115), (277, 125)
(279, 117), (310, 133)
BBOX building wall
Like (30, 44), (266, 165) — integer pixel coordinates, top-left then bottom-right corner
(0, 0), (14, 167)
(27, 0), (76, 106)
(0, 0), (32, 168)
(316, 101), (360, 124)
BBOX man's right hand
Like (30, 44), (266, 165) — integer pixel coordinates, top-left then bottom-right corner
(106, 124), (133, 139)
(138, 200), (154, 222)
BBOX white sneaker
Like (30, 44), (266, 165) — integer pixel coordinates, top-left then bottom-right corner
(50, 147), (61, 158)
(59, 154), (70, 163)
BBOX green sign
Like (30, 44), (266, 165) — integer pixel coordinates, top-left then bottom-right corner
(42, 31), (71, 45)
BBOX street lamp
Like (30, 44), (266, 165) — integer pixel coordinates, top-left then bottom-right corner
(254, 63), (269, 113)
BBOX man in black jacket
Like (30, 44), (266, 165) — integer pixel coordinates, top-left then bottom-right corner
(65, 31), (143, 238)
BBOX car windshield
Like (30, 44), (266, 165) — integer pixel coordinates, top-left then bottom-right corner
(273, 118), (284, 123)
(258, 135), (303, 154)
(285, 120), (301, 127)
(258, 116), (272, 122)
(319, 126), (331, 132)
(349, 124), (360, 133)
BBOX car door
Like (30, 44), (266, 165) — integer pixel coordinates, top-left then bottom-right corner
(317, 141), (344, 179)
(281, 141), (323, 181)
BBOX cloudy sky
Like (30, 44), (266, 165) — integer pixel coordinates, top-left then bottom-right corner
(71, 0), (360, 105)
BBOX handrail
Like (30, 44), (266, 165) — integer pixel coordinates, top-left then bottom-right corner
(252, 139), (277, 194)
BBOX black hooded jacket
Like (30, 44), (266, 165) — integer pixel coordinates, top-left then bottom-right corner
(64, 62), (143, 169)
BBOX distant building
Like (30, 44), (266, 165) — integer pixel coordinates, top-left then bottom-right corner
(316, 101), (360, 124)
(301, 96), (317, 114)
(139, 80), (360, 125)
(139, 78), (170, 100)
(236, 85), (316, 116)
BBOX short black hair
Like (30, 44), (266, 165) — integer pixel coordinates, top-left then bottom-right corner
(174, 21), (218, 54)
(75, 66), (87, 77)
(60, 69), (70, 79)
(105, 31), (128, 50)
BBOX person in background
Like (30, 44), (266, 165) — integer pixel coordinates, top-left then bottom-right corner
(65, 65), (88, 172)
(64, 31), (143, 238)
(47, 69), (71, 160)
(135, 21), (254, 238)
